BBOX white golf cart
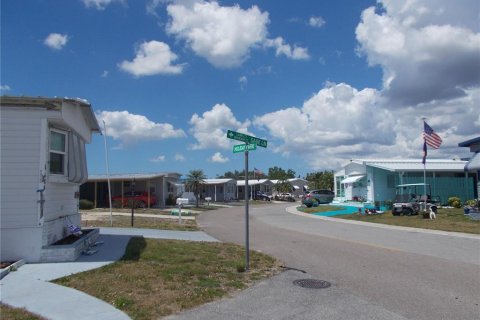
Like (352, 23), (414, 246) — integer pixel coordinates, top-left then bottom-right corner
(392, 183), (438, 216)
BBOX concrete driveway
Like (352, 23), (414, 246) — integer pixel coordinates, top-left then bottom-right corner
(192, 203), (480, 320)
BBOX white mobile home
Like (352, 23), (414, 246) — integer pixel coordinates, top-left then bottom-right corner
(270, 178), (309, 197)
(236, 179), (273, 199)
(459, 137), (480, 196)
(1, 96), (100, 262)
(200, 179), (237, 202)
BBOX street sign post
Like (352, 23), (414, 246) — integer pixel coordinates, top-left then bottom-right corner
(226, 130), (268, 272)
(227, 130), (267, 148)
(233, 143), (257, 153)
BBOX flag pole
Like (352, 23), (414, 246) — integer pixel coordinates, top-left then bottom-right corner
(103, 120), (113, 227)
(422, 117), (427, 213)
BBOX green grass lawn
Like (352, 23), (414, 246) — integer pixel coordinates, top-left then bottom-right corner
(297, 205), (346, 214)
(338, 207), (480, 234)
(82, 215), (199, 231)
(53, 238), (282, 320)
(84, 205), (219, 214)
(0, 304), (46, 320)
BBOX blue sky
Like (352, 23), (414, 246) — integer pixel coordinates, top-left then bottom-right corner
(2, 0), (479, 178)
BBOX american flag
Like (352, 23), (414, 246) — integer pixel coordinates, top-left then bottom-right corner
(422, 141), (427, 165)
(423, 121), (442, 149)
(254, 167), (263, 175)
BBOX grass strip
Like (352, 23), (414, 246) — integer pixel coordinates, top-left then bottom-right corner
(53, 238), (281, 320)
(82, 216), (199, 231)
(338, 208), (480, 234)
(0, 303), (46, 320)
(297, 205), (346, 214)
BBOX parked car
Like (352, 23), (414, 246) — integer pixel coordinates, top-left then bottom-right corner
(275, 193), (295, 202)
(111, 191), (157, 208)
(254, 191), (272, 201)
(304, 189), (334, 204)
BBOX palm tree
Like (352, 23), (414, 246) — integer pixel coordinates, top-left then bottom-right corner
(186, 169), (206, 207)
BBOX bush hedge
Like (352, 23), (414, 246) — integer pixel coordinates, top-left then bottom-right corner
(448, 197), (462, 208)
(79, 199), (94, 210)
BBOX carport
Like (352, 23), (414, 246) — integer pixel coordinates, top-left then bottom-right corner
(80, 172), (182, 208)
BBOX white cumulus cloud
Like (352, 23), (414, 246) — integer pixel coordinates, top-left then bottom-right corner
(166, 0), (309, 67)
(119, 40), (185, 77)
(82, 0), (124, 10)
(238, 76), (248, 89)
(0, 84), (11, 91)
(97, 110), (186, 147)
(166, 0), (268, 68)
(189, 103), (250, 150)
(356, 0), (480, 106)
(309, 16), (326, 28)
(265, 37), (310, 60)
(210, 152), (229, 163)
(254, 82), (397, 168)
(174, 154), (186, 162)
(151, 155), (166, 162)
(44, 33), (68, 50)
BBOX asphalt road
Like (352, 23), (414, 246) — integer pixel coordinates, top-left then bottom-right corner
(197, 203), (480, 320)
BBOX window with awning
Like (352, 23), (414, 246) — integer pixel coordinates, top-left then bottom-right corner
(68, 132), (88, 184)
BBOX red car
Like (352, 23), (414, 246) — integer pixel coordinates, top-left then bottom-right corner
(111, 191), (156, 208)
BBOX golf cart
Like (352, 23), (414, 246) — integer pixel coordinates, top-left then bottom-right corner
(392, 183), (438, 216)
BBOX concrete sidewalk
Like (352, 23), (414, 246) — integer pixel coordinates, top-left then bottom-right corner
(0, 228), (218, 320)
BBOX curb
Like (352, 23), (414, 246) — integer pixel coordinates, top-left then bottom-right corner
(286, 205), (480, 240)
(0, 259), (26, 279)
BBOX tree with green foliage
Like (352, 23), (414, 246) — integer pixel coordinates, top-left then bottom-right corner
(218, 169), (268, 180)
(273, 180), (294, 194)
(268, 166), (296, 180)
(305, 170), (334, 190)
(185, 169), (206, 207)
(218, 170), (243, 180)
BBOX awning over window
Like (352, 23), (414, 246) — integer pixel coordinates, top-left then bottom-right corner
(465, 153), (480, 171)
(68, 133), (88, 184)
(340, 175), (365, 184)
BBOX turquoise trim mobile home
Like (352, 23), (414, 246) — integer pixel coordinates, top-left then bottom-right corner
(334, 159), (476, 205)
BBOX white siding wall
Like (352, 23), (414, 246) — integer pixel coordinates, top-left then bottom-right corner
(1, 108), (45, 261)
(1, 106), (83, 262)
(42, 182), (81, 246)
(345, 162), (366, 175)
(1, 108), (43, 228)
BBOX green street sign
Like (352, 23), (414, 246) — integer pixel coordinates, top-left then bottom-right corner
(233, 143), (257, 153)
(227, 130), (267, 148)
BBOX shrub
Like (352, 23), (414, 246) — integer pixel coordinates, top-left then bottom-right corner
(448, 197), (462, 208)
(236, 262), (246, 273)
(383, 200), (393, 210)
(465, 199), (478, 207)
(303, 198), (313, 208)
(303, 198), (318, 208)
(79, 199), (94, 210)
(166, 194), (177, 206)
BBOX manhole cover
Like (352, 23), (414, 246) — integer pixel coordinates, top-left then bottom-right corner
(293, 279), (331, 289)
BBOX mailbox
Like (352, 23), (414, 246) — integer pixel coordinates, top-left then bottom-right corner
(176, 198), (189, 205)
